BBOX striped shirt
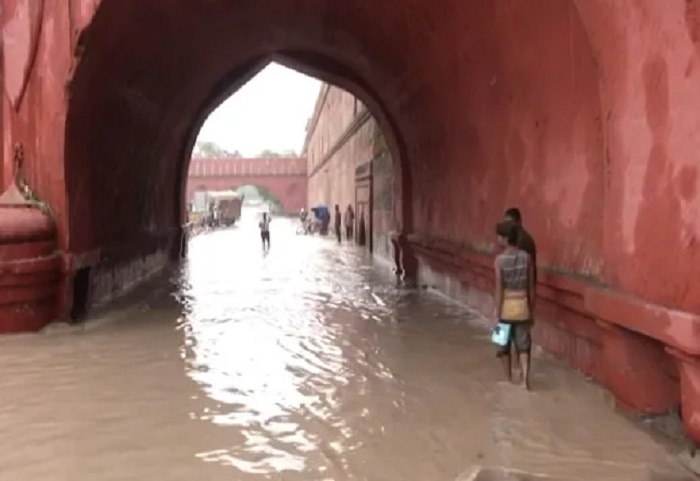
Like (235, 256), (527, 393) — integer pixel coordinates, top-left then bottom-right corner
(498, 250), (530, 291)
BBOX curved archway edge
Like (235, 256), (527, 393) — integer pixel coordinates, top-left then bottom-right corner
(175, 51), (413, 259)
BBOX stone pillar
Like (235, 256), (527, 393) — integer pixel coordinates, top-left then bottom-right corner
(0, 156), (60, 332)
(666, 348), (700, 445)
(596, 320), (678, 413)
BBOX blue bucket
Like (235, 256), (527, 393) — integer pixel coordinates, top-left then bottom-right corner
(491, 323), (511, 346)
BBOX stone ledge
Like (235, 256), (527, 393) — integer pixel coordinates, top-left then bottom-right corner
(408, 233), (700, 444)
(587, 287), (700, 357)
(407, 233), (700, 356)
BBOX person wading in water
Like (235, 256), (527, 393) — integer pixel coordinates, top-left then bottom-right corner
(344, 204), (355, 241)
(493, 221), (536, 389)
(259, 212), (271, 251)
(334, 204), (342, 243)
(503, 207), (537, 374)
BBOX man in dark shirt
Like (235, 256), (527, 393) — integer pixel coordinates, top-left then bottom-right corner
(334, 204), (342, 243)
(503, 207), (538, 378)
(504, 207), (537, 284)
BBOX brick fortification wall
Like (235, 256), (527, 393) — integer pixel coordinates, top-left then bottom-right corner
(303, 85), (395, 259)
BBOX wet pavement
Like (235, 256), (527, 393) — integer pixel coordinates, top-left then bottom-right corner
(0, 208), (695, 480)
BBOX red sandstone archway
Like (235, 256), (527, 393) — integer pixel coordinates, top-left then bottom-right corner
(66, 43), (412, 252)
(185, 156), (308, 214)
(61, 2), (423, 316)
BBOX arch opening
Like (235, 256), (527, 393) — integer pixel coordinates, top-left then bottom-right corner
(181, 60), (401, 266)
(183, 61), (316, 220)
(64, 38), (410, 311)
(176, 53), (411, 236)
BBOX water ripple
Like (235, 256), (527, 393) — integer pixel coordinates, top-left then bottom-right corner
(0, 209), (693, 480)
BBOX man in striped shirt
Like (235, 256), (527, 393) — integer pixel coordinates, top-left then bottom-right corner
(503, 207), (538, 378)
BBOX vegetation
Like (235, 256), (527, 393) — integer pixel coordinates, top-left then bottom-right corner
(235, 184), (283, 212)
(257, 148), (298, 157)
(193, 140), (242, 158)
(193, 141), (298, 159)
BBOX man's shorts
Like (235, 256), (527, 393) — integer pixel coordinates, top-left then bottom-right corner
(496, 321), (533, 356)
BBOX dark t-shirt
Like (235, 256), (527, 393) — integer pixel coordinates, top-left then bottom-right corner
(517, 227), (537, 283)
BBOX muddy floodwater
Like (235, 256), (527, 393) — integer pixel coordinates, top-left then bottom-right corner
(0, 209), (693, 480)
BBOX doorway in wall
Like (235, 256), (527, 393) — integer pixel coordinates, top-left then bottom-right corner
(70, 267), (92, 321)
(355, 162), (373, 252)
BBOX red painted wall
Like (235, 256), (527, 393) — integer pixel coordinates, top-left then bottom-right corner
(186, 157), (307, 213)
(405, 1), (605, 276)
(304, 85), (396, 259)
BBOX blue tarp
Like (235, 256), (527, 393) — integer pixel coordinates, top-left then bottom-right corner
(311, 206), (330, 222)
(311, 206), (330, 234)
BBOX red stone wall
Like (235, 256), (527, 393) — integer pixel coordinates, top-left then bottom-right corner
(574, 0), (700, 313)
(306, 85), (366, 207)
(304, 84), (395, 258)
(408, 1), (605, 275)
(189, 157), (307, 177)
(185, 175), (307, 214)
(90, 249), (169, 307)
(186, 157), (307, 213)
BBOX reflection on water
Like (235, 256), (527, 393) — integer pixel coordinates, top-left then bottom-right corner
(0, 210), (693, 480)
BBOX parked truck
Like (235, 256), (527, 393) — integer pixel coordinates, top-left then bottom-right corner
(207, 190), (243, 227)
(188, 190), (243, 232)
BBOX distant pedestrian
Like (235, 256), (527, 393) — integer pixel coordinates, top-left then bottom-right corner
(358, 208), (367, 246)
(299, 208), (309, 234)
(493, 221), (536, 390)
(334, 204), (342, 243)
(344, 205), (355, 241)
(259, 212), (271, 250)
